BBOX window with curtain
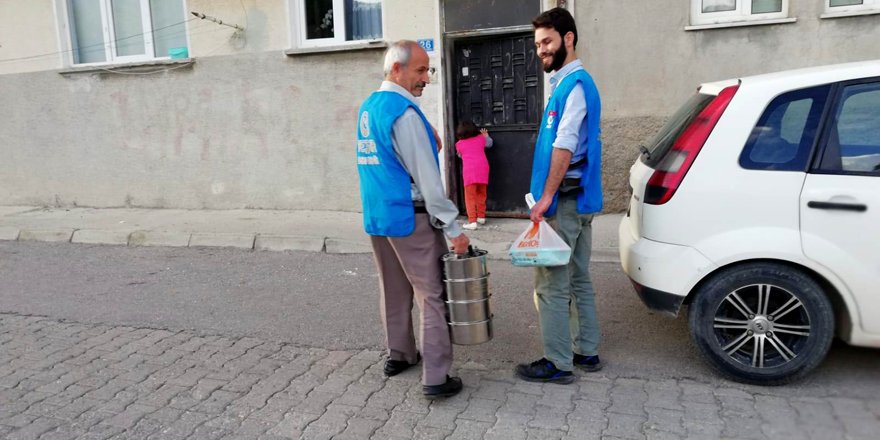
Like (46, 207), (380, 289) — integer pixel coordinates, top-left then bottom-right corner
(296, 0), (383, 47)
(67, 0), (187, 65)
(691, 0), (789, 26)
(825, 0), (880, 15)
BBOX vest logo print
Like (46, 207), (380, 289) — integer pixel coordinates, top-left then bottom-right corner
(358, 112), (380, 166)
(546, 111), (557, 129)
(357, 140), (377, 154)
(360, 111), (370, 138)
(357, 139), (380, 166)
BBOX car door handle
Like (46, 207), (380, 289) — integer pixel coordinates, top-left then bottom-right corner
(807, 201), (868, 212)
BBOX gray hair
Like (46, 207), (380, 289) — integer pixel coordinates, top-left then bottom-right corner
(383, 40), (416, 76)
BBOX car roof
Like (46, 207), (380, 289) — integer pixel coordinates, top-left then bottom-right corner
(699, 59), (880, 95)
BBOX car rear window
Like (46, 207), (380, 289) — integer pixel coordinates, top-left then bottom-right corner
(641, 92), (715, 168)
(740, 85), (830, 172)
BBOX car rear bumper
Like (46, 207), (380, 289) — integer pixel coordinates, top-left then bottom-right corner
(629, 280), (686, 317)
(618, 215), (716, 317)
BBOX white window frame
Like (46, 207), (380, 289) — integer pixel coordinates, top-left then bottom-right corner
(690, 0), (790, 26)
(289, 0), (385, 49)
(61, 0), (189, 66)
(824, 0), (880, 15)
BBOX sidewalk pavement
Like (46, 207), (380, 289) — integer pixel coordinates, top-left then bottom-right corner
(0, 206), (623, 262)
(4, 313), (876, 440)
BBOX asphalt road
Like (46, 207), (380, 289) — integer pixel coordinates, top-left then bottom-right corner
(2, 241), (878, 398)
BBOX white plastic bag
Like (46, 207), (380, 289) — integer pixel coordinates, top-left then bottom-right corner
(508, 220), (572, 267)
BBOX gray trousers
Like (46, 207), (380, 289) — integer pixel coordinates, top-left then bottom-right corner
(534, 191), (600, 371)
(369, 213), (452, 386)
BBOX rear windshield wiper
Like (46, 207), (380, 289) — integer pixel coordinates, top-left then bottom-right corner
(639, 145), (652, 160)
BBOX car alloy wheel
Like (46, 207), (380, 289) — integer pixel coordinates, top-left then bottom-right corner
(689, 262), (834, 385)
(712, 283), (810, 369)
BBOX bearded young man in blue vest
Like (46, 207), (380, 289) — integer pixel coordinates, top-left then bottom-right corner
(356, 40), (471, 399)
(515, 8), (604, 384)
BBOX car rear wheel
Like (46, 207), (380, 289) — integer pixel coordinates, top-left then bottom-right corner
(688, 262), (834, 385)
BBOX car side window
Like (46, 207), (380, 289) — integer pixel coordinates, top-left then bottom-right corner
(740, 85), (830, 171)
(818, 82), (880, 175)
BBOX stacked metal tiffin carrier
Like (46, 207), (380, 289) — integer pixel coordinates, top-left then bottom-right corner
(441, 247), (493, 345)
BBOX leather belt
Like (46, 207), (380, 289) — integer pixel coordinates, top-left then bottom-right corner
(559, 178), (583, 195)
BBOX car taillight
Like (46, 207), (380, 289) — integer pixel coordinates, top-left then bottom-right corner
(644, 85), (739, 205)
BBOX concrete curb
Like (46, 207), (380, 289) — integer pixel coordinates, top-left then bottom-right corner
(255, 235), (325, 252)
(18, 229), (74, 242)
(128, 231), (191, 247)
(2, 230), (623, 263)
(189, 233), (256, 250)
(325, 238), (372, 254)
(71, 229), (132, 246)
(0, 227), (20, 241)
(0, 207), (623, 262)
(469, 239), (512, 261)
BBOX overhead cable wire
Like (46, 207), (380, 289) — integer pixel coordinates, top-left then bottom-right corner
(92, 25), (237, 75)
(95, 28), (236, 76)
(0, 17), (198, 64)
(190, 12), (244, 31)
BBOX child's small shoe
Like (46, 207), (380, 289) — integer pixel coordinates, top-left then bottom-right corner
(462, 222), (478, 230)
(477, 218), (486, 225)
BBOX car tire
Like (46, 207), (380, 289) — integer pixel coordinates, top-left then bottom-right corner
(688, 262), (834, 385)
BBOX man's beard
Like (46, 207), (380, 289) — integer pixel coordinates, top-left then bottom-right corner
(543, 44), (567, 73)
(412, 81), (427, 96)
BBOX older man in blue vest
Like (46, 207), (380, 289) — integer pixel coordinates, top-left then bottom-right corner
(356, 40), (470, 399)
(515, 8), (604, 384)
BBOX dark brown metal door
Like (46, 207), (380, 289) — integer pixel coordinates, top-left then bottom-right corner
(451, 32), (543, 217)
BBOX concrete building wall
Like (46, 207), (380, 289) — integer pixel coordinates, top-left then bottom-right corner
(0, 50), (383, 210)
(0, 1), (291, 72)
(383, 0), (444, 129)
(2, 0), (879, 213)
(573, 0), (880, 212)
(0, 0), (62, 74)
(187, 0), (289, 57)
(0, 0), (438, 211)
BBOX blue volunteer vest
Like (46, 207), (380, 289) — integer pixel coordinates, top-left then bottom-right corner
(530, 68), (603, 217)
(356, 91), (438, 236)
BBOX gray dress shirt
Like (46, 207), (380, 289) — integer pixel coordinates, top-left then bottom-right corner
(549, 60), (589, 179)
(379, 81), (462, 238)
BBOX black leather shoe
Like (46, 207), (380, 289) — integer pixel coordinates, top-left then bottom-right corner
(423, 376), (463, 399)
(383, 353), (420, 377)
(573, 353), (603, 372)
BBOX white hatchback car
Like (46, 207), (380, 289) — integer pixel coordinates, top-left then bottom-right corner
(619, 60), (880, 385)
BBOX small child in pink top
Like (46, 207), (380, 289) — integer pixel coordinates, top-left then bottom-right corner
(455, 121), (493, 230)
